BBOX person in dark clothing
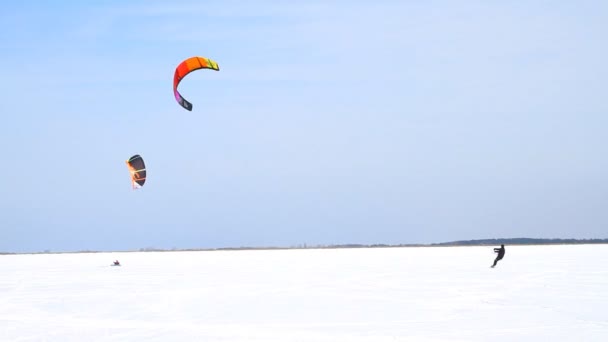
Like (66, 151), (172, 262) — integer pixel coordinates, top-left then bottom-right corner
(491, 244), (505, 268)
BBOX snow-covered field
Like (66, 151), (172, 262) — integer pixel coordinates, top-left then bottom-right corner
(1, 245), (607, 341)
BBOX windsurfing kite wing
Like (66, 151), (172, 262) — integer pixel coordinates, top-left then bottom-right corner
(126, 154), (146, 189)
(173, 56), (220, 111)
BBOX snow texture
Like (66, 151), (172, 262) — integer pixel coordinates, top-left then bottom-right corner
(1, 245), (607, 341)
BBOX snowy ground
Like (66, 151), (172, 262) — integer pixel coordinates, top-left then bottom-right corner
(1, 245), (607, 341)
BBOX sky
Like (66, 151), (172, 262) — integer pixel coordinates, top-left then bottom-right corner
(1, 0), (607, 253)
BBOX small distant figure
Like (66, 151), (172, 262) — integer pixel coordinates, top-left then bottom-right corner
(491, 244), (505, 268)
(113, 260), (120, 266)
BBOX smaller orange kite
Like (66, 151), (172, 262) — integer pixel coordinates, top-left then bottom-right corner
(125, 154), (146, 189)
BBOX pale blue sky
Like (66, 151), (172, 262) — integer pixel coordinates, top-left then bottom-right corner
(1, 1), (607, 253)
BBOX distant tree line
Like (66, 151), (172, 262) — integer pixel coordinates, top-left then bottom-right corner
(3, 238), (607, 255)
(430, 238), (608, 246)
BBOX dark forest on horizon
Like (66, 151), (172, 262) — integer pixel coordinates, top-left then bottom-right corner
(3, 238), (608, 255)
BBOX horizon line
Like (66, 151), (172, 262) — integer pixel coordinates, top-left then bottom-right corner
(3, 237), (608, 255)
